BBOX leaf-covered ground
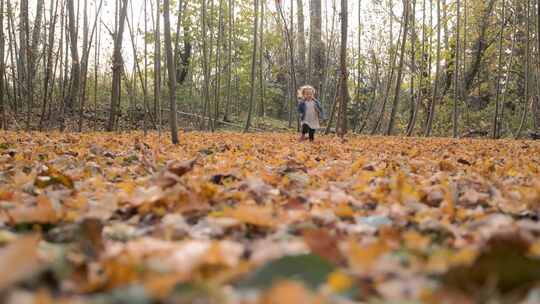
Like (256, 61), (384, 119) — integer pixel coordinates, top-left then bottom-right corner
(1, 132), (540, 303)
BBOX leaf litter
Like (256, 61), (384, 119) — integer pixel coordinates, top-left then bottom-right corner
(0, 132), (540, 303)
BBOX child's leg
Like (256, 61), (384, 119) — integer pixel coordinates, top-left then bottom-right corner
(299, 124), (308, 141)
(309, 128), (315, 141)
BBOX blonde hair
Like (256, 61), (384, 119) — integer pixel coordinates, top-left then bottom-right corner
(297, 85), (316, 99)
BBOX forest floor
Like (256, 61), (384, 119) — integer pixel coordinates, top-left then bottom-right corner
(1, 131), (540, 303)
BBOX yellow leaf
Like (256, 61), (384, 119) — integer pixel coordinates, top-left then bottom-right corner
(222, 205), (276, 227)
(326, 270), (353, 293)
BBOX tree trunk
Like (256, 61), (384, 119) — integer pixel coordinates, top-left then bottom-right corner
(224, 0), (234, 121)
(94, 21), (100, 130)
(337, 0), (349, 137)
(371, 5), (402, 135)
(244, 0), (259, 132)
(163, 0), (179, 144)
(258, 0), (265, 118)
(107, 0), (129, 131)
(277, 1), (298, 128)
(453, 0), (461, 137)
(386, 0), (410, 135)
(213, 0), (224, 128)
(154, 0), (162, 132)
(424, 0), (441, 137)
(516, 0), (531, 138)
(20, 0), (29, 128)
(200, 0), (211, 130)
(310, 0), (323, 92)
(297, 0), (307, 85)
(39, 0), (59, 131)
(67, 0), (81, 129)
(492, 0), (505, 138)
(462, 0), (497, 94)
(0, 0), (4, 129)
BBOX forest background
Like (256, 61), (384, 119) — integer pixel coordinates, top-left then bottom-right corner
(1, 0), (538, 140)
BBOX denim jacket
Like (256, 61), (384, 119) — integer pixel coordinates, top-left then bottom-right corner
(297, 99), (325, 121)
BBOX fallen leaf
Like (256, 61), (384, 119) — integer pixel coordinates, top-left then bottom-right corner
(0, 235), (43, 291)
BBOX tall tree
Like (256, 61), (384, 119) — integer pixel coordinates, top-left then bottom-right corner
(39, 0), (59, 130)
(297, 0), (307, 85)
(277, 0), (298, 127)
(258, 0), (265, 117)
(66, 0), (81, 127)
(213, 0), (224, 127)
(200, 0), (211, 129)
(0, 0), (4, 129)
(310, 0), (323, 92)
(492, 0), (506, 138)
(425, 0), (441, 136)
(371, 0), (401, 135)
(107, 0), (129, 131)
(336, 0), (349, 137)
(386, 0), (410, 135)
(163, 0), (179, 144)
(154, 0), (162, 130)
(244, 0), (259, 132)
(453, 0), (461, 137)
(516, 0), (531, 138)
(26, 0), (44, 129)
(19, 0), (29, 128)
(224, 0), (234, 122)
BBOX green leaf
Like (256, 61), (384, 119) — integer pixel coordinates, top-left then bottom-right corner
(90, 285), (151, 304)
(239, 254), (336, 290)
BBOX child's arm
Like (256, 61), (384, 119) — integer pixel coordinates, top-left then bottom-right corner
(297, 100), (304, 113)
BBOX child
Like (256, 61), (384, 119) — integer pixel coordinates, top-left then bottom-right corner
(297, 85), (325, 142)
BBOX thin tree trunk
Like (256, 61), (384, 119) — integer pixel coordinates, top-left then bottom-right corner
(320, 0), (337, 112)
(213, 0), (224, 128)
(78, 0), (89, 131)
(0, 0), (4, 129)
(39, 0), (59, 131)
(516, 0), (531, 138)
(258, 0), (265, 118)
(94, 21), (100, 130)
(67, 0), (81, 130)
(406, 0), (418, 134)
(20, 0), (30, 129)
(163, 0), (179, 144)
(407, 0), (426, 136)
(143, 0), (148, 134)
(325, 76), (341, 134)
(107, 0), (129, 131)
(153, 0), (162, 133)
(424, 0), (441, 137)
(200, 0), (211, 130)
(386, 0), (410, 135)
(492, 0), (505, 138)
(297, 0), (307, 85)
(277, 0), (298, 128)
(244, 0), (259, 132)
(337, 0), (349, 137)
(453, 0), (461, 137)
(371, 7), (403, 135)
(224, 0), (234, 121)
(310, 0), (323, 92)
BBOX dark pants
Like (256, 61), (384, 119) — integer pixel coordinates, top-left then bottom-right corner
(301, 123), (315, 141)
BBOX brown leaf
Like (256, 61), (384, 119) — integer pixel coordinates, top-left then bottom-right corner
(302, 229), (345, 265)
(7, 195), (59, 225)
(167, 158), (197, 177)
(439, 160), (455, 172)
(0, 235), (43, 292)
(79, 217), (105, 260)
